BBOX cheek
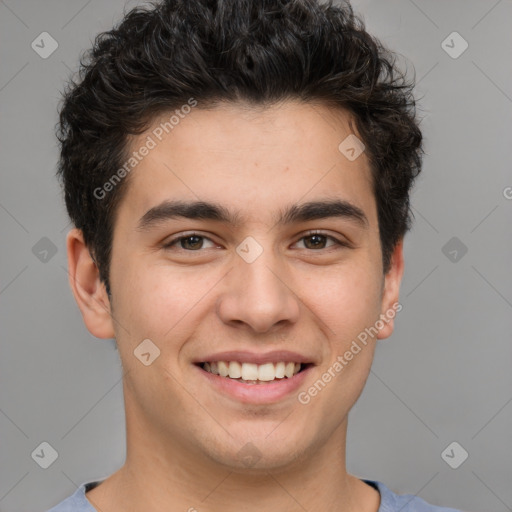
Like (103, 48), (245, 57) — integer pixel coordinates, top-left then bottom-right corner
(300, 266), (381, 420)
(300, 260), (383, 340)
(113, 260), (221, 342)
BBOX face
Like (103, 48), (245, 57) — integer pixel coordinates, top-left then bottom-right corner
(69, 100), (403, 473)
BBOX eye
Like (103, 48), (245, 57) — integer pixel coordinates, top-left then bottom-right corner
(162, 233), (217, 251)
(161, 230), (350, 253)
(293, 231), (348, 250)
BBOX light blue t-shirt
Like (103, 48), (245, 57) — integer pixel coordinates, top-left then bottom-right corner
(47, 478), (462, 511)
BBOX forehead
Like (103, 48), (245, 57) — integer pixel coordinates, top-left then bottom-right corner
(118, 100), (376, 228)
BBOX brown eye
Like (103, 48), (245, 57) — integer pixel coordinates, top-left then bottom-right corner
(294, 232), (348, 250)
(163, 234), (216, 251)
(302, 234), (329, 249)
(181, 235), (203, 250)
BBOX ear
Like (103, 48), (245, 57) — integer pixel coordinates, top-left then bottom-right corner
(376, 239), (404, 340)
(66, 228), (115, 339)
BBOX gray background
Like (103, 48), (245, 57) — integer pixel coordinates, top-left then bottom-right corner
(1, 1), (511, 511)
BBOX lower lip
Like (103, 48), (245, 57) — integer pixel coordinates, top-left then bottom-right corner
(194, 364), (313, 404)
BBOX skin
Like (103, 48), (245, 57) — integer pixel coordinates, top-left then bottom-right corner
(67, 100), (404, 512)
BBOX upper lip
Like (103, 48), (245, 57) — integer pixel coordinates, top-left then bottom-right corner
(193, 350), (317, 366)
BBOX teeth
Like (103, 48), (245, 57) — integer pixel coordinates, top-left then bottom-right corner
(241, 363), (259, 381)
(202, 361), (304, 382)
(228, 361), (242, 378)
(218, 361), (229, 377)
(275, 362), (285, 378)
(284, 362), (295, 378)
(258, 363), (276, 381)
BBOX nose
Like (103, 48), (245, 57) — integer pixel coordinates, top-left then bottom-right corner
(216, 246), (300, 334)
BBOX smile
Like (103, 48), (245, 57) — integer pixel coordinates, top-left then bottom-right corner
(194, 359), (314, 404)
(200, 361), (310, 384)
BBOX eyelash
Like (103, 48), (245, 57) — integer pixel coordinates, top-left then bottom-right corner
(162, 230), (350, 252)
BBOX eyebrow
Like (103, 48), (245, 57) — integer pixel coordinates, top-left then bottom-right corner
(136, 198), (369, 232)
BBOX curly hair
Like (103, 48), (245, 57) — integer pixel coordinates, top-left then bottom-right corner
(56, 0), (423, 297)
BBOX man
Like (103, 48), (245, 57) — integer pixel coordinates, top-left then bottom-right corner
(48, 0), (462, 510)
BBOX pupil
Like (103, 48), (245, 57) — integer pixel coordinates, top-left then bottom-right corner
(183, 236), (202, 250)
(180, 235), (326, 250)
(307, 235), (325, 249)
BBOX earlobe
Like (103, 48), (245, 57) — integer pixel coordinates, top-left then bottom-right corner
(377, 239), (405, 340)
(66, 228), (115, 339)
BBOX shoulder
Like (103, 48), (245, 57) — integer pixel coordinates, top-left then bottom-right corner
(46, 481), (102, 512)
(363, 479), (463, 512)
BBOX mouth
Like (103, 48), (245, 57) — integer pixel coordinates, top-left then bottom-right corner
(195, 361), (314, 385)
(192, 350), (317, 403)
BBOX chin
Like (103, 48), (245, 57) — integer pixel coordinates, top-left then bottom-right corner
(201, 432), (313, 474)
